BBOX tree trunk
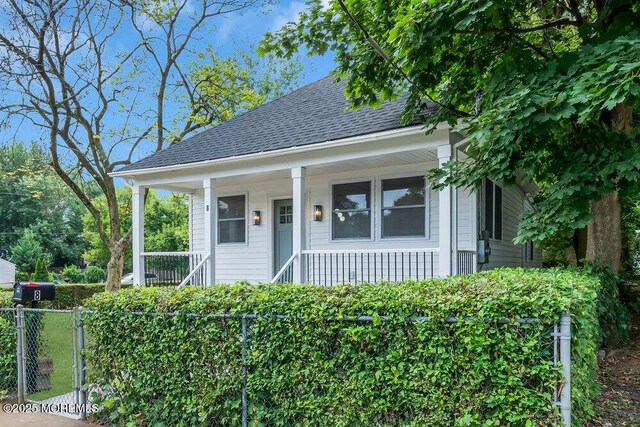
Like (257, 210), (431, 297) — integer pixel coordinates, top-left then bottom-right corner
(586, 192), (622, 272)
(572, 227), (588, 265)
(585, 103), (632, 272)
(105, 243), (126, 291)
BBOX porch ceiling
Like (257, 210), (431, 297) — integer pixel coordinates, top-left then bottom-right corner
(144, 147), (439, 192)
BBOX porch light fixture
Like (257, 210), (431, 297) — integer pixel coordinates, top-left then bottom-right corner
(252, 210), (261, 226)
(313, 205), (323, 222)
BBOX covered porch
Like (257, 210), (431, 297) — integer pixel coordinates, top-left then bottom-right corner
(130, 127), (477, 287)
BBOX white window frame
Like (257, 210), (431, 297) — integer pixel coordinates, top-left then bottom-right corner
(378, 173), (430, 241)
(329, 178), (375, 242)
(484, 179), (503, 242)
(216, 192), (249, 246)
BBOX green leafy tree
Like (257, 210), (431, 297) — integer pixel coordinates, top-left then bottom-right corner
(0, 143), (87, 267)
(261, 0), (640, 272)
(82, 189), (190, 269)
(10, 230), (49, 274)
(32, 259), (50, 282)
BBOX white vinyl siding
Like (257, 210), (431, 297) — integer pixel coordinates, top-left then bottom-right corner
(456, 186), (474, 250)
(482, 183), (541, 269)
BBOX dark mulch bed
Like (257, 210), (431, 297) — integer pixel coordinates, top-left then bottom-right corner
(590, 286), (640, 427)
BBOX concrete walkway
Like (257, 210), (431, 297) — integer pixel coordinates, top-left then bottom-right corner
(0, 411), (90, 426)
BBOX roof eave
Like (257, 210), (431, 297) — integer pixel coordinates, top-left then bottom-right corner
(109, 123), (446, 179)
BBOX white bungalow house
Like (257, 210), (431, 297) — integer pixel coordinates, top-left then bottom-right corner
(111, 76), (541, 287)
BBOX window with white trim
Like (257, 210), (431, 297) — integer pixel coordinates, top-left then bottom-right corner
(218, 195), (246, 243)
(381, 176), (426, 238)
(332, 181), (371, 239)
(484, 178), (503, 240)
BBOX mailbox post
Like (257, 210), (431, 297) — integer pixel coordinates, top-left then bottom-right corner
(12, 282), (56, 393)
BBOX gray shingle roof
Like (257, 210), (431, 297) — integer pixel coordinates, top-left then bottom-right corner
(117, 76), (428, 173)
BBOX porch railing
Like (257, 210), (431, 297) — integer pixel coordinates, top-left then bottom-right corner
(301, 249), (439, 286)
(456, 250), (477, 275)
(141, 252), (205, 287)
(270, 253), (297, 284)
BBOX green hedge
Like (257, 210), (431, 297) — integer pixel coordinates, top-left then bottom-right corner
(84, 268), (620, 426)
(0, 284), (132, 309)
(0, 316), (15, 394)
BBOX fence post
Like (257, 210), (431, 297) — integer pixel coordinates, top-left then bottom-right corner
(15, 305), (26, 404)
(72, 307), (79, 406)
(559, 312), (571, 427)
(241, 317), (248, 427)
(78, 306), (87, 420)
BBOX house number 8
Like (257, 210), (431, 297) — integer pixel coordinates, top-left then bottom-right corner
(206, 205), (209, 211)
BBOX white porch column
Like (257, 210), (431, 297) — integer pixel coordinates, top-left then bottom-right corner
(132, 185), (145, 286)
(203, 178), (217, 285)
(292, 166), (306, 283)
(437, 145), (453, 277)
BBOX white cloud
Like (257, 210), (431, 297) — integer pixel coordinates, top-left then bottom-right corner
(269, 1), (307, 32)
(268, 0), (331, 33)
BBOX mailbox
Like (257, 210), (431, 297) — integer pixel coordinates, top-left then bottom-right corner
(13, 282), (56, 305)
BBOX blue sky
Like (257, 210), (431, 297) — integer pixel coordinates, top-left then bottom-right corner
(213, 0), (335, 81)
(212, 0), (335, 82)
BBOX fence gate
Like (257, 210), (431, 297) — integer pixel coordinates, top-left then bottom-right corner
(2, 306), (88, 419)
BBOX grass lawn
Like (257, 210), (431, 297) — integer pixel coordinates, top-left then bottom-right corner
(28, 312), (74, 401)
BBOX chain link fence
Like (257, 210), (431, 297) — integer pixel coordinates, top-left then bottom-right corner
(83, 310), (573, 426)
(0, 306), (90, 419)
(0, 307), (572, 425)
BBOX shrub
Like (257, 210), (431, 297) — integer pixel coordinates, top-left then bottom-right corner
(589, 266), (630, 348)
(84, 268), (610, 426)
(0, 283), (132, 309)
(61, 265), (84, 284)
(0, 292), (12, 308)
(0, 316), (15, 393)
(45, 284), (107, 309)
(83, 266), (106, 283)
(15, 271), (29, 282)
(31, 258), (50, 282)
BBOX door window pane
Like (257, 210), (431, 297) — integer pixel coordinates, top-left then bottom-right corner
(332, 181), (371, 239)
(381, 176), (426, 238)
(279, 205), (292, 224)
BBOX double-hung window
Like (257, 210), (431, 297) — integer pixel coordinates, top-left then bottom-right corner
(484, 178), (503, 240)
(218, 195), (246, 244)
(332, 181), (371, 240)
(381, 176), (426, 238)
